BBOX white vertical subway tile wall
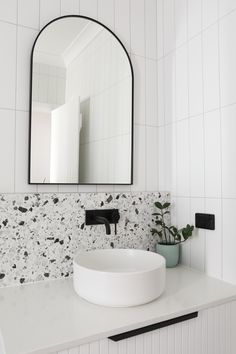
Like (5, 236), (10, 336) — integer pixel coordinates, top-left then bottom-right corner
(0, 0), (236, 286)
(158, 0), (236, 283)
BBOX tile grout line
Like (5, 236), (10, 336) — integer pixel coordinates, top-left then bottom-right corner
(217, 0), (224, 281)
(144, 0), (147, 193)
(186, 0), (192, 268)
(200, 0), (207, 274)
(13, 0), (20, 194)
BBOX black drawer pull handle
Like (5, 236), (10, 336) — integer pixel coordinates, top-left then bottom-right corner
(108, 311), (198, 342)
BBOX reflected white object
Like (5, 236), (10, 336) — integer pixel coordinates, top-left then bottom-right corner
(73, 249), (166, 307)
(50, 97), (81, 183)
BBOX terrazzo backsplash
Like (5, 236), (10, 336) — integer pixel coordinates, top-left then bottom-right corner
(0, 191), (169, 287)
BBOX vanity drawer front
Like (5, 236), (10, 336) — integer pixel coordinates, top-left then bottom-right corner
(53, 302), (235, 354)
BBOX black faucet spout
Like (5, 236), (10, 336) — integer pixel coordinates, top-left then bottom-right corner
(94, 216), (111, 235)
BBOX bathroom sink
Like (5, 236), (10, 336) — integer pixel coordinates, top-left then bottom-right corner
(73, 249), (166, 307)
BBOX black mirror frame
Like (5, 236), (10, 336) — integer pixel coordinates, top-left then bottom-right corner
(28, 15), (134, 186)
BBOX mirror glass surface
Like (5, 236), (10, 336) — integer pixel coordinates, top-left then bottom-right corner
(29, 16), (133, 184)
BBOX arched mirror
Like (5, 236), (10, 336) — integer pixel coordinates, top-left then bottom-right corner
(29, 16), (133, 185)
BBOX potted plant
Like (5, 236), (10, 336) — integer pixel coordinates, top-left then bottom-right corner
(151, 201), (194, 267)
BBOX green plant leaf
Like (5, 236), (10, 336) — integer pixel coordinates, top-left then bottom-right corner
(181, 224), (194, 240)
(154, 201), (164, 209)
(162, 202), (171, 209)
(152, 212), (162, 216)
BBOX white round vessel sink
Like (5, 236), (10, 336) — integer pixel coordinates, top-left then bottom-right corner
(73, 249), (166, 307)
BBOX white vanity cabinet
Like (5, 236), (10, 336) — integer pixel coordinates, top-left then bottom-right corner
(1, 267), (236, 354)
(53, 301), (236, 354)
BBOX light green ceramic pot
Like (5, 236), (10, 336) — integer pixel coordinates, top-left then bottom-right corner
(156, 243), (180, 268)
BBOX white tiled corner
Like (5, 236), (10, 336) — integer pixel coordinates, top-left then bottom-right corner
(98, 0), (115, 29)
(189, 115), (205, 198)
(175, 44), (188, 120)
(130, 0), (145, 56)
(40, 0), (61, 28)
(0, 0), (17, 24)
(202, 23), (220, 112)
(221, 104), (236, 198)
(205, 198), (222, 280)
(204, 109), (222, 198)
(176, 119), (190, 197)
(222, 198), (236, 284)
(190, 197), (205, 272)
(145, 0), (157, 60)
(0, 22), (16, 110)
(219, 10), (236, 107)
(175, 0), (187, 48)
(146, 59), (157, 126)
(188, 34), (203, 117)
(131, 54), (146, 125)
(188, 0), (202, 38)
(16, 27), (38, 111)
(0, 109), (15, 192)
(18, 0), (40, 29)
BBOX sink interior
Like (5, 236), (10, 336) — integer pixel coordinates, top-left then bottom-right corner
(74, 248), (165, 273)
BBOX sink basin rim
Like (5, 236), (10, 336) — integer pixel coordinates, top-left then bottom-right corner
(73, 248), (166, 275)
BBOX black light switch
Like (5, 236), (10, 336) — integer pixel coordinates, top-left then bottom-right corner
(195, 213), (215, 230)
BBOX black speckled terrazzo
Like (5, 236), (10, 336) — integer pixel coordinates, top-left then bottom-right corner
(0, 192), (169, 287)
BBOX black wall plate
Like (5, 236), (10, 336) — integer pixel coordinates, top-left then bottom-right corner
(85, 209), (120, 225)
(195, 213), (215, 230)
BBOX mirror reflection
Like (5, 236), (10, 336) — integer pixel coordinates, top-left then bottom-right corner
(30, 16), (133, 184)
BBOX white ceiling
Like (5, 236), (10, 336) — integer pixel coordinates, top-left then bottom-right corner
(34, 17), (89, 66)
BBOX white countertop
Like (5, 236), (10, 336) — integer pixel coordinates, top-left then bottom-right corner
(1, 266), (236, 354)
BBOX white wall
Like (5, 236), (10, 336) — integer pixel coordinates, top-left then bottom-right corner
(0, 0), (159, 193)
(158, 0), (236, 284)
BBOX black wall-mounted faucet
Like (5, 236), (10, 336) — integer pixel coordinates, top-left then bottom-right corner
(85, 209), (120, 235)
(93, 216), (111, 235)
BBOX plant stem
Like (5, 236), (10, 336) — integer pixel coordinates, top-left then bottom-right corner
(161, 209), (168, 244)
